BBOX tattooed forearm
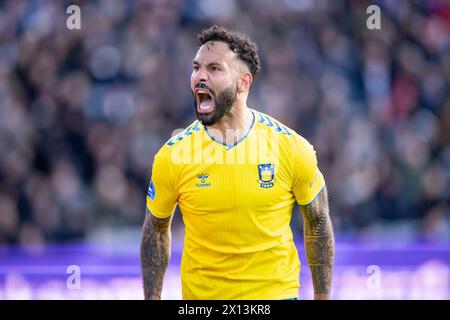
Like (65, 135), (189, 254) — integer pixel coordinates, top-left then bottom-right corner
(140, 209), (172, 300)
(300, 186), (335, 300)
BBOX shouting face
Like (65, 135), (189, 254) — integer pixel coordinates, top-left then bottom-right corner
(191, 41), (241, 126)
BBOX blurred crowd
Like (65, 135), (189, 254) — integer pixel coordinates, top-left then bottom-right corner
(0, 0), (449, 246)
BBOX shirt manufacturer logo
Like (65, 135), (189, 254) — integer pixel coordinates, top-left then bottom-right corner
(196, 173), (211, 187)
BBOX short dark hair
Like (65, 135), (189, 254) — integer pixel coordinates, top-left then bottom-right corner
(197, 25), (261, 78)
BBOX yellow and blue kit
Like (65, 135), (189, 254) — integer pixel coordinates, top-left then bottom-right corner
(147, 109), (325, 299)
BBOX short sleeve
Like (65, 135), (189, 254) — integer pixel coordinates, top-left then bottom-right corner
(290, 134), (325, 205)
(146, 150), (178, 219)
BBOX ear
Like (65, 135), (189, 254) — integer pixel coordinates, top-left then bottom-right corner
(237, 72), (253, 93)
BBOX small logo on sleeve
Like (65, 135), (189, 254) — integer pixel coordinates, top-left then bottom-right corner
(257, 163), (275, 188)
(147, 180), (156, 200)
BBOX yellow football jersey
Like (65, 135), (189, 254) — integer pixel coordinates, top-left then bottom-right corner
(146, 109), (325, 300)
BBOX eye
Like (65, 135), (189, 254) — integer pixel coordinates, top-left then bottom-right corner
(193, 65), (199, 71)
(211, 66), (220, 71)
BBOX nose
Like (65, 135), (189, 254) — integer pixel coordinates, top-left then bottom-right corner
(193, 66), (208, 84)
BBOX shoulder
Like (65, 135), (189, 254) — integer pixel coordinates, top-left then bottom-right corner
(253, 110), (295, 138)
(254, 110), (314, 151)
(155, 119), (202, 159)
(254, 109), (317, 167)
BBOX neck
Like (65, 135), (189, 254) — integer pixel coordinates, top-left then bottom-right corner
(205, 101), (254, 146)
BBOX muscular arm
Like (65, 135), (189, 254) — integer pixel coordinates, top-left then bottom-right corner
(140, 208), (172, 300)
(300, 186), (335, 300)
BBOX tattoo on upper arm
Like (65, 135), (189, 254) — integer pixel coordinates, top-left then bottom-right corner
(140, 210), (172, 300)
(300, 187), (335, 296)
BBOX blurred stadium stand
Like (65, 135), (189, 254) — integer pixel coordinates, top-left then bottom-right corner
(0, 0), (449, 282)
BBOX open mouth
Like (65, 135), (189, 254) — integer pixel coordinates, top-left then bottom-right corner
(195, 89), (214, 114)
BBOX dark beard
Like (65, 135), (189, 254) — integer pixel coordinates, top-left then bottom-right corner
(193, 84), (237, 126)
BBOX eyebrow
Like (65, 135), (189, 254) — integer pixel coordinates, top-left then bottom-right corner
(192, 61), (224, 68)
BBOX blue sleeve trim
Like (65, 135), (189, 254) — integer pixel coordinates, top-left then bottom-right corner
(299, 185), (325, 206)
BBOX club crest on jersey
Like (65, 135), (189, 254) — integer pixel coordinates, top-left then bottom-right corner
(258, 163), (275, 188)
(196, 173), (211, 187)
